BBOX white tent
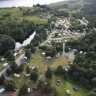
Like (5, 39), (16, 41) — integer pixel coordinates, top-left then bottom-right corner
(66, 90), (71, 95)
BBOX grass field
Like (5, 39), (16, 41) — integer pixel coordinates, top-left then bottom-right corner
(52, 76), (87, 96)
(9, 50), (88, 96)
(0, 7), (48, 24)
(24, 16), (48, 24)
(29, 50), (68, 73)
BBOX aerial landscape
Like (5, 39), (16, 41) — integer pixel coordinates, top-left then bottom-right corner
(0, 0), (96, 96)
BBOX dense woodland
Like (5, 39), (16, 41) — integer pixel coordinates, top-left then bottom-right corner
(65, 31), (96, 88)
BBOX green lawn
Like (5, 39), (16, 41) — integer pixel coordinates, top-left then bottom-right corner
(9, 50), (88, 96)
(24, 16), (48, 24)
(29, 50), (68, 73)
(51, 76), (87, 96)
(0, 7), (48, 24)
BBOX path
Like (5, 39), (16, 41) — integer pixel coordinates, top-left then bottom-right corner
(40, 29), (57, 46)
(0, 54), (24, 77)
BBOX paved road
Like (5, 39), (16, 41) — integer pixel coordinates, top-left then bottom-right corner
(0, 54), (24, 77)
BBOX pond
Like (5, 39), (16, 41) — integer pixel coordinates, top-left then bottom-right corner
(15, 31), (36, 51)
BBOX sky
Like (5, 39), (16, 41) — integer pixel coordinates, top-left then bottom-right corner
(0, 0), (72, 7)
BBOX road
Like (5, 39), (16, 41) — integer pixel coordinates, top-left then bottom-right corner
(0, 54), (24, 77)
(40, 29), (57, 46)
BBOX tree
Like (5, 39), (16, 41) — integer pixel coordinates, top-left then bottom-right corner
(45, 67), (53, 79)
(0, 35), (15, 54)
(0, 74), (5, 85)
(45, 46), (57, 57)
(37, 80), (52, 94)
(18, 64), (25, 73)
(91, 78), (96, 86)
(6, 68), (13, 76)
(30, 45), (36, 53)
(26, 66), (31, 74)
(10, 61), (18, 73)
(4, 50), (15, 61)
(54, 66), (64, 76)
(88, 91), (96, 96)
(4, 80), (15, 91)
(30, 71), (39, 82)
(19, 84), (28, 96)
(25, 49), (31, 60)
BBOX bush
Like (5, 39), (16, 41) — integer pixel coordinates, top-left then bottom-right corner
(19, 84), (28, 96)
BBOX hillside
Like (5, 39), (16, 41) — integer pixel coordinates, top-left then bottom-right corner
(48, 0), (84, 11)
(0, 1), (96, 96)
